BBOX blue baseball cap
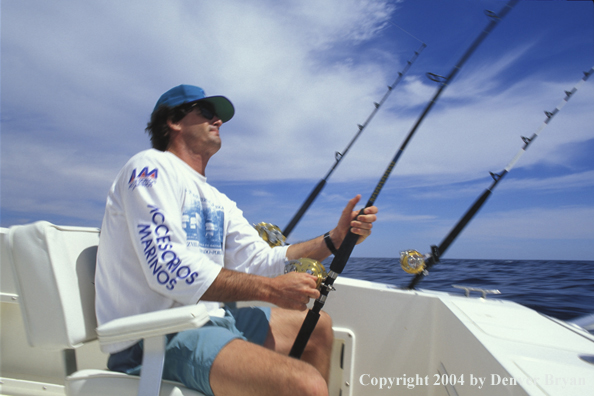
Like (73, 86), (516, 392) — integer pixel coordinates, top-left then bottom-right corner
(153, 84), (235, 123)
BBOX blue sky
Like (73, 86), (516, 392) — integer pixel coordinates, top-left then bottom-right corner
(2, 0), (593, 261)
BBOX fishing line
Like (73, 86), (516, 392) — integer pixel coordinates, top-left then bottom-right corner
(289, 0), (519, 359)
(388, 21), (426, 46)
(405, 65), (594, 290)
(282, 42), (427, 238)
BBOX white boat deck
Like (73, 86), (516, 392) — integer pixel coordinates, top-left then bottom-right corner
(1, 226), (593, 395)
(323, 277), (594, 395)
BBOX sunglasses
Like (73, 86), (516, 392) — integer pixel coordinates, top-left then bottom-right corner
(189, 102), (217, 121)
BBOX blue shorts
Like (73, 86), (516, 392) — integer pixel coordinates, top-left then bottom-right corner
(107, 306), (271, 396)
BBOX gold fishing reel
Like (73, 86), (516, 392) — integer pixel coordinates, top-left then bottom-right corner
(254, 222), (286, 247)
(285, 258), (328, 289)
(400, 249), (427, 274)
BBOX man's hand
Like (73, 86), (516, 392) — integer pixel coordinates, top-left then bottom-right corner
(333, 194), (378, 246)
(285, 194), (379, 262)
(268, 272), (320, 311)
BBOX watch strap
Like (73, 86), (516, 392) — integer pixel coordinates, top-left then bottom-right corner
(324, 231), (338, 255)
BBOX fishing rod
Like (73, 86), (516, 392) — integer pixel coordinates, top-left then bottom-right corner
(404, 65), (594, 290)
(289, 0), (519, 359)
(282, 43), (427, 238)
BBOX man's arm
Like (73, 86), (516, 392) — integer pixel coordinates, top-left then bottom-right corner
(201, 269), (320, 311)
(202, 195), (378, 311)
(286, 195), (378, 262)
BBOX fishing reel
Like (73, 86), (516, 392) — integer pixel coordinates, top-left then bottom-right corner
(285, 257), (328, 290)
(254, 222), (286, 247)
(400, 249), (427, 274)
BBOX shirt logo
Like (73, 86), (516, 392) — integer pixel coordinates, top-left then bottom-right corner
(129, 167), (158, 189)
(182, 192), (224, 251)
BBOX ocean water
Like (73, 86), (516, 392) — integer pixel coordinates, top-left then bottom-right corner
(321, 258), (594, 321)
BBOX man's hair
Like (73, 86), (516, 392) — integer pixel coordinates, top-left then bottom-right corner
(145, 104), (194, 151)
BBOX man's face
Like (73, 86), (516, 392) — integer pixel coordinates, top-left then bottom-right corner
(178, 104), (224, 155)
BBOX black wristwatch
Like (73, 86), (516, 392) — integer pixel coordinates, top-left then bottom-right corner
(324, 231), (338, 255)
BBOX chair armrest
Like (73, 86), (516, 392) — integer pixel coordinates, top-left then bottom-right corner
(97, 305), (210, 347)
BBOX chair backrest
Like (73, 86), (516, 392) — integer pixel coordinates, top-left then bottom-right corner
(1, 227), (18, 298)
(7, 221), (100, 350)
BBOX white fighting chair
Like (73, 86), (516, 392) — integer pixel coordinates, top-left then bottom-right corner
(7, 221), (210, 396)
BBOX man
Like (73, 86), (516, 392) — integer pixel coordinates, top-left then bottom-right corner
(95, 84), (378, 396)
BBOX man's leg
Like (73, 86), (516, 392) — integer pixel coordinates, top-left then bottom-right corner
(263, 308), (334, 381)
(209, 338), (328, 396)
(209, 308), (333, 396)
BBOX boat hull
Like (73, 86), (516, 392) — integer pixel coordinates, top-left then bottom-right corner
(2, 226), (593, 395)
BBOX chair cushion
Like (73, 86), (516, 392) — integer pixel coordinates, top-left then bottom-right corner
(66, 369), (207, 396)
(8, 222), (100, 349)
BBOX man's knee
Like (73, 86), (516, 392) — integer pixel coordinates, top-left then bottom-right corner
(312, 311), (334, 347)
(292, 364), (329, 396)
(318, 311), (333, 331)
(303, 375), (329, 396)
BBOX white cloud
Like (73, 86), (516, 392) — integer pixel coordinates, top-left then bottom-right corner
(501, 170), (594, 192)
(4, 0), (592, 186)
(2, 0), (593, 261)
(462, 206), (594, 240)
(1, 0), (404, 223)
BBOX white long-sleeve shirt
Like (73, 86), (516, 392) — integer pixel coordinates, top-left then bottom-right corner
(95, 149), (288, 353)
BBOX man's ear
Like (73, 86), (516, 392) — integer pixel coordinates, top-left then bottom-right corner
(167, 117), (182, 133)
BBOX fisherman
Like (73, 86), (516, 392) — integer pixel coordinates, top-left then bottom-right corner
(95, 84), (378, 396)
